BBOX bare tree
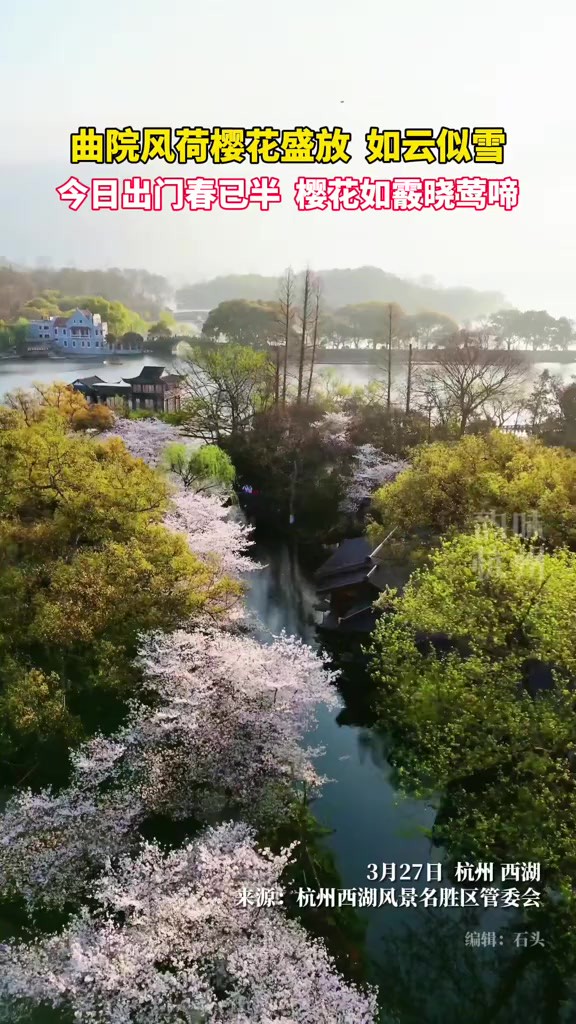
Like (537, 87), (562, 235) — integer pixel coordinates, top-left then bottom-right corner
(405, 343), (413, 414)
(383, 305), (391, 409)
(306, 275), (322, 404)
(414, 332), (529, 436)
(296, 268), (312, 405)
(277, 267), (296, 406)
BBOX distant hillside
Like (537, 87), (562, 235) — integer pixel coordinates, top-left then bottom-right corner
(176, 266), (508, 321)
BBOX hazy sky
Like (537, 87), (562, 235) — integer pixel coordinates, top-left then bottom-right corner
(0, 0), (574, 314)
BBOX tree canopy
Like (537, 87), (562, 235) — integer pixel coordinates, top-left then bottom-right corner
(201, 298), (285, 348)
(368, 431), (576, 553)
(179, 343), (275, 442)
(368, 528), (576, 919)
(0, 404), (228, 777)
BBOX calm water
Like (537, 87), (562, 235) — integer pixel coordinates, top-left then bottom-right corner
(3, 356), (575, 401)
(0, 355), (166, 397)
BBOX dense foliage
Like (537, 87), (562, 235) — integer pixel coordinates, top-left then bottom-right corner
(0, 403), (239, 779)
(0, 266), (170, 322)
(368, 527), (576, 984)
(368, 430), (576, 552)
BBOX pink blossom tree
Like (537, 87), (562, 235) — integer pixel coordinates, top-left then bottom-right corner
(100, 416), (186, 468)
(339, 444), (409, 515)
(164, 490), (256, 579)
(0, 822), (378, 1023)
(0, 628), (338, 910)
(0, 417), (381, 1021)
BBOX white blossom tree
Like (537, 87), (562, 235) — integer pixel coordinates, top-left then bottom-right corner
(0, 822), (378, 1023)
(101, 416), (186, 467)
(310, 410), (352, 447)
(339, 444), (409, 515)
(0, 628), (338, 910)
(164, 490), (256, 579)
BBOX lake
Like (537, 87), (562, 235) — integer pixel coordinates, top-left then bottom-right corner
(2, 354), (575, 403)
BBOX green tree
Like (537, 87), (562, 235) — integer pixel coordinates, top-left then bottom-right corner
(333, 302), (405, 349)
(180, 344), (274, 443)
(487, 309), (575, 351)
(396, 310), (458, 348)
(163, 442), (236, 492)
(202, 299), (280, 349)
(0, 321), (28, 354)
(368, 528), (576, 890)
(223, 402), (353, 539)
(0, 411), (236, 779)
(368, 430), (576, 553)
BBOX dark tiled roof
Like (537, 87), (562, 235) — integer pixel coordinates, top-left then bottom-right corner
(320, 608), (380, 633)
(123, 365), (165, 383)
(92, 382), (131, 394)
(339, 601), (375, 621)
(316, 567), (374, 593)
(315, 537), (372, 580)
(72, 375), (105, 386)
(367, 562), (412, 592)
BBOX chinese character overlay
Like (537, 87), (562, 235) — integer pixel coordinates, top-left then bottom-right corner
(56, 176), (520, 213)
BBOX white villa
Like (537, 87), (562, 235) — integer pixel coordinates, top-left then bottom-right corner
(27, 309), (108, 355)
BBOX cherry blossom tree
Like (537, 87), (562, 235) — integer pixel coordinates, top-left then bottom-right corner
(340, 444), (409, 515)
(0, 822), (378, 1023)
(164, 489), (256, 579)
(311, 410), (352, 447)
(0, 416), (381, 1022)
(101, 416), (186, 467)
(0, 628), (338, 910)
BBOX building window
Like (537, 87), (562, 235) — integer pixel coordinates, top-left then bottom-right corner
(72, 341), (76, 347)
(63, 340), (68, 347)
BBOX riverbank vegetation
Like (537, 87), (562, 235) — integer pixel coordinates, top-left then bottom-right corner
(4, 328), (576, 1020)
(0, 384), (379, 1023)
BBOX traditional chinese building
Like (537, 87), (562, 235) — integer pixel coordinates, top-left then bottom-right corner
(73, 366), (184, 413)
(71, 375), (132, 410)
(314, 536), (410, 632)
(122, 365), (184, 413)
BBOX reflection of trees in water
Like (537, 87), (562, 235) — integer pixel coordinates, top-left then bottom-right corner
(375, 907), (574, 1024)
(246, 540), (320, 643)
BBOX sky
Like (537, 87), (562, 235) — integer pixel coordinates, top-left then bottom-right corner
(0, 0), (574, 315)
